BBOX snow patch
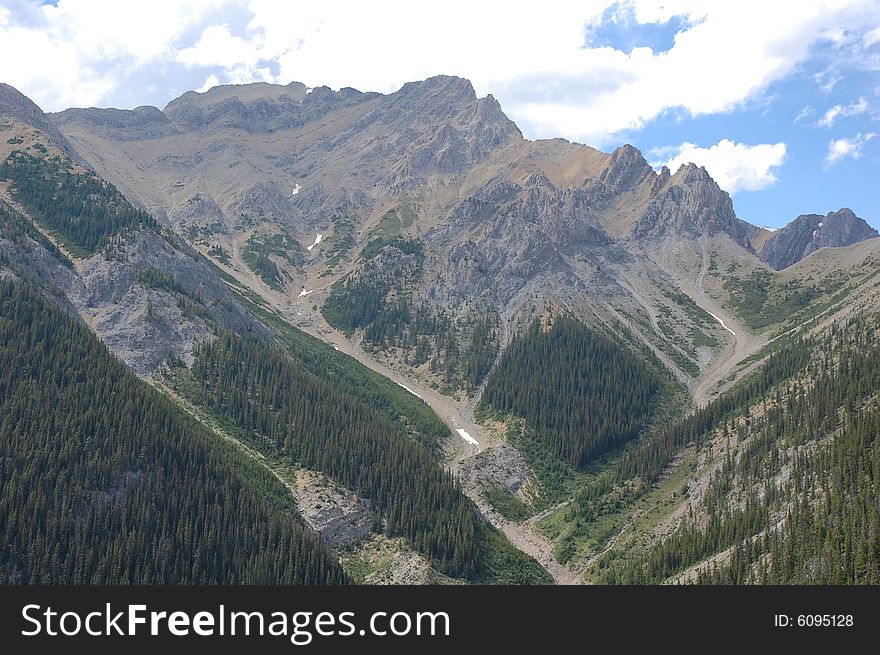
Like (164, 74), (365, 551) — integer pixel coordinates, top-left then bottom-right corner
(290, 184), (301, 197)
(395, 382), (423, 400)
(705, 309), (736, 336)
(456, 428), (479, 446)
(818, 222), (824, 227)
(812, 230), (818, 238)
(760, 226), (778, 232)
(298, 288), (314, 297)
(307, 233), (323, 251)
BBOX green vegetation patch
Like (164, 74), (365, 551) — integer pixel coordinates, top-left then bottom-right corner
(724, 269), (846, 331)
(482, 484), (532, 522)
(230, 287), (449, 446)
(207, 243), (231, 265)
(480, 315), (662, 471)
(370, 202), (418, 239)
(0, 201), (73, 268)
(322, 237), (424, 335)
(241, 230), (302, 290)
(0, 151), (158, 256)
(322, 213), (357, 272)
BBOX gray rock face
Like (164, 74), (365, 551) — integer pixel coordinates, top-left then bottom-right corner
(52, 106), (178, 140)
(428, 170), (615, 305)
(600, 144), (655, 195)
(162, 82), (377, 133)
(1, 222), (265, 376)
(633, 163), (754, 249)
(758, 208), (878, 270)
(460, 442), (531, 495)
(319, 75), (523, 185)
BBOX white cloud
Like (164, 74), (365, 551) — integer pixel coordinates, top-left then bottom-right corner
(865, 25), (880, 47)
(825, 132), (876, 166)
(178, 24), (258, 69)
(0, 0), (233, 109)
(196, 74), (221, 94)
(651, 139), (787, 194)
(0, 0), (878, 146)
(794, 105), (814, 123)
(817, 96), (869, 127)
(814, 68), (843, 93)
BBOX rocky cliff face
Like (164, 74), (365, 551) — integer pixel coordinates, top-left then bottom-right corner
(1, 95), (267, 375)
(428, 169), (617, 305)
(632, 163), (754, 250)
(161, 81), (379, 133)
(26, 75), (876, 390)
(757, 208), (878, 270)
(54, 105), (179, 141)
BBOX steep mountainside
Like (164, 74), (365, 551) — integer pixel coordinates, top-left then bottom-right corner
(49, 76), (801, 400)
(755, 208), (878, 270)
(1, 84), (548, 585)
(0, 279), (347, 584)
(3, 76), (878, 585)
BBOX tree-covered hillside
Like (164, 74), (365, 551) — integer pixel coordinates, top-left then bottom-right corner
(183, 332), (488, 579)
(581, 317), (880, 584)
(0, 151), (158, 255)
(322, 237), (499, 393)
(0, 279), (346, 584)
(480, 315), (662, 470)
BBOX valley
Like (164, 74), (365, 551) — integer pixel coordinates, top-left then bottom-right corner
(1, 76), (879, 585)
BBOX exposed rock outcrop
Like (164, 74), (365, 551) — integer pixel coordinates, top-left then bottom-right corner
(757, 208), (878, 270)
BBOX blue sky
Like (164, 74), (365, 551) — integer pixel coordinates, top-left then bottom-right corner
(0, 0), (878, 229)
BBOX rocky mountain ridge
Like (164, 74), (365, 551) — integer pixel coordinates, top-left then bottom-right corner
(755, 207), (878, 270)
(3, 76), (880, 586)
(37, 76), (878, 396)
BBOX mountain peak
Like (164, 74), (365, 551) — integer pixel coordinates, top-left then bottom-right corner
(600, 144), (654, 195)
(826, 207), (857, 221)
(0, 83), (45, 122)
(672, 162), (711, 183)
(164, 81), (309, 113)
(757, 207), (878, 269)
(328, 74), (521, 179)
(632, 156), (753, 247)
(398, 75), (477, 100)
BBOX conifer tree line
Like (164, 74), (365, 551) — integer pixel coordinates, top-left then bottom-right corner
(187, 332), (483, 578)
(0, 279), (347, 584)
(0, 200), (72, 267)
(0, 151), (157, 253)
(571, 333), (817, 518)
(597, 317), (880, 584)
(479, 315), (661, 470)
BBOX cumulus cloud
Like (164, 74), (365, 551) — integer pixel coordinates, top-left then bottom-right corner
(825, 132), (876, 166)
(817, 96), (869, 127)
(651, 139), (787, 194)
(0, 0), (232, 109)
(0, 0), (879, 146)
